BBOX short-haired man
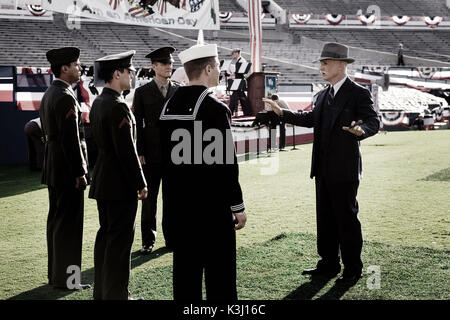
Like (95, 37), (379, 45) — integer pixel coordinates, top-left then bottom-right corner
(159, 43), (247, 300)
(89, 50), (148, 300)
(133, 46), (179, 254)
(265, 42), (380, 284)
(228, 48), (251, 116)
(40, 46), (90, 290)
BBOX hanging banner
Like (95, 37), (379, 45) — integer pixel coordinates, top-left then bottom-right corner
(291, 13), (311, 25)
(391, 15), (410, 26)
(324, 14), (344, 25)
(41, 0), (220, 30)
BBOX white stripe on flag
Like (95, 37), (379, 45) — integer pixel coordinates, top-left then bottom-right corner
(0, 83), (13, 90)
(17, 92), (44, 101)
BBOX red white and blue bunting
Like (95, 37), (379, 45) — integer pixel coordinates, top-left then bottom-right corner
(26, 4), (47, 16)
(291, 13), (311, 25)
(432, 106), (450, 122)
(324, 14), (344, 25)
(423, 16), (442, 28)
(358, 13), (377, 25)
(391, 15), (410, 26)
(381, 111), (409, 127)
(219, 11), (233, 23)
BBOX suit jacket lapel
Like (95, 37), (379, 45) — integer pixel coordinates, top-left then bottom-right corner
(313, 88), (327, 126)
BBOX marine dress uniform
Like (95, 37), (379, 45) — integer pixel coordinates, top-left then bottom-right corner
(40, 47), (89, 289)
(89, 51), (147, 300)
(133, 46), (179, 252)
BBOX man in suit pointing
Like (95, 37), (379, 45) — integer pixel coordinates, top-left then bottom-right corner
(264, 42), (379, 284)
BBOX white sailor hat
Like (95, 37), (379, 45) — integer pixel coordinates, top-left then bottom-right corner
(178, 44), (218, 65)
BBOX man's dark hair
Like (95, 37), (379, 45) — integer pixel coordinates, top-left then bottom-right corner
(50, 62), (72, 78)
(271, 94), (279, 101)
(184, 56), (216, 81)
(99, 67), (125, 83)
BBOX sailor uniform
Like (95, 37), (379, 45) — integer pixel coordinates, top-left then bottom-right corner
(159, 85), (245, 300)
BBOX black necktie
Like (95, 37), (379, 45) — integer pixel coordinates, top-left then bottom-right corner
(327, 86), (335, 106)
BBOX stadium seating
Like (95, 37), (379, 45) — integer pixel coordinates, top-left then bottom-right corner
(219, 0), (244, 12)
(275, 0), (450, 16)
(291, 28), (450, 63)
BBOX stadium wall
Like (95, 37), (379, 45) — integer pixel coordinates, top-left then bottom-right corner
(0, 101), (38, 165)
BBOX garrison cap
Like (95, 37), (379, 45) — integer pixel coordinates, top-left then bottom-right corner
(46, 47), (80, 66)
(145, 46), (175, 64)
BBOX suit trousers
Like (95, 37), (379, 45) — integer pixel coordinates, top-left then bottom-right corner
(25, 121), (44, 170)
(47, 185), (84, 287)
(94, 199), (137, 300)
(314, 175), (363, 274)
(173, 225), (237, 301)
(141, 163), (172, 247)
(229, 89), (251, 116)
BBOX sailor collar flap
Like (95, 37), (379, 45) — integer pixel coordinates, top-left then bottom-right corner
(160, 87), (211, 121)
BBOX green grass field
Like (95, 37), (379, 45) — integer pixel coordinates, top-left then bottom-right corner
(0, 130), (449, 300)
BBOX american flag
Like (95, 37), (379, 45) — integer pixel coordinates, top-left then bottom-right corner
(16, 67), (52, 111)
(0, 66), (14, 103)
(248, 0), (262, 73)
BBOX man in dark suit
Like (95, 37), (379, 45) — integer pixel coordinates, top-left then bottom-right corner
(228, 48), (251, 116)
(24, 117), (44, 171)
(265, 42), (380, 285)
(133, 46), (179, 254)
(159, 43), (247, 300)
(40, 47), (90, 290)
(89, 50), (148, 300)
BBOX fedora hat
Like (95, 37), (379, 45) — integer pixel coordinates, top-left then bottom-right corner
(315, 42), (355, 64)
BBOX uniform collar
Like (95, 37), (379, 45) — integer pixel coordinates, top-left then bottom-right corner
(102, 86), (121, 97)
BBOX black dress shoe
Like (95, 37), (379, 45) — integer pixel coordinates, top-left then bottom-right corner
(302, 267), (340, 278)
(335, 272), (362, 285)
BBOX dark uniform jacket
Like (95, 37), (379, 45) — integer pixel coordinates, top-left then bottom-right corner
(133, 80), (178, 164)
(40, 79), (88, 187)
(88, 87), (146, 201)
(159, 86), (245, 243)
(282, 78), (380, 182)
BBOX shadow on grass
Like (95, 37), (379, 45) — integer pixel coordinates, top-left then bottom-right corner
(283, 276), (331, 300)
(8, 247), (171, 300)
(317, 281), (357, 300)
(0, 165), (45, 198)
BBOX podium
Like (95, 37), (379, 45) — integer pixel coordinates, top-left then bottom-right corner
(247, 72), (279, 115)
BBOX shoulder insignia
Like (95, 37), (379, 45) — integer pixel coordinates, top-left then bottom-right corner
(119, 117), (131, 129)
(65, 108), (76, 119)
